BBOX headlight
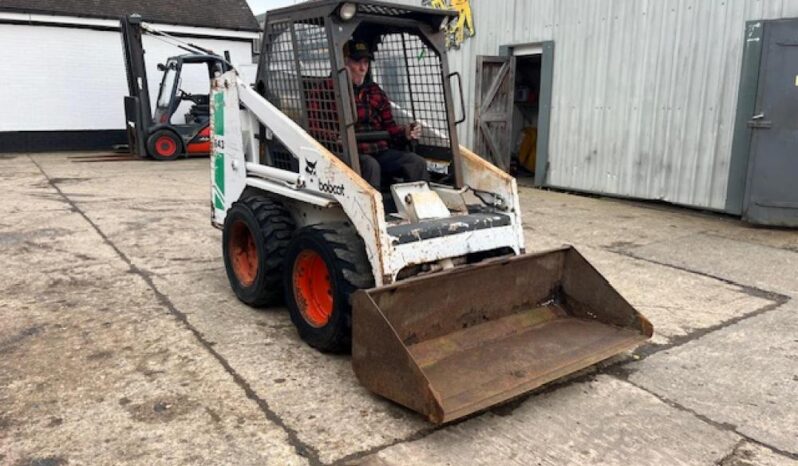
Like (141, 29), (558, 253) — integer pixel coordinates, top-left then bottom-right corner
(339, 2), (357, 21)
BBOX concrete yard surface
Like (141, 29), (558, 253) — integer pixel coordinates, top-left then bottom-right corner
(1, 153), (797, 465)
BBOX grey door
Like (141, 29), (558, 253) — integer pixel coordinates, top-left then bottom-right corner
(743, 20), (798, 226)
(474, 55), (515, 172)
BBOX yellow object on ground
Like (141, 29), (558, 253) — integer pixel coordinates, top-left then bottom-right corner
(518, 127), (537, 173)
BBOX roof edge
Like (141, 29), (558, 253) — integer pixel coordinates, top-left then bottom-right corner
(0, 6), (262, 32)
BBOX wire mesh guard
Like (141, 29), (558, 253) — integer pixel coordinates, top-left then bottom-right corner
(264, 18), (339, 171)
(371, 33), (451, 154)
(263, 19), (451, 172)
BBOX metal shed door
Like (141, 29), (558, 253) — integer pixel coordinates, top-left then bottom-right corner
(474, 55), (516, 172)
(743, 20), (798, 226)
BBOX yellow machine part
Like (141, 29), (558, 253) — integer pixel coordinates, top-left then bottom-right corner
(518, 127), (537, 173)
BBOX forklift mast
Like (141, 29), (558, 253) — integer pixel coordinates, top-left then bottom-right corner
(120, 14), (152, 157)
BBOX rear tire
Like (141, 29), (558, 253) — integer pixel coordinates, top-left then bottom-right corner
(283, 223), (373, 353)
(147, 129), (183, 161)
(223, 197), (295, 307)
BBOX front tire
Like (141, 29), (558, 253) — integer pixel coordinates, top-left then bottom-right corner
(147, 129), (183, 161)
(283, 224), (373, 353)
(223, 197), (295, 307)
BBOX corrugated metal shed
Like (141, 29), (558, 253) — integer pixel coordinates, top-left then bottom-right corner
(397, 0), (798, 211)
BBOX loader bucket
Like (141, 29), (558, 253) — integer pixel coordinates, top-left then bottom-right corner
(351, 246), (653, 424)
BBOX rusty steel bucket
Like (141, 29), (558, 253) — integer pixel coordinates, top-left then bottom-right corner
(351, 246), (653, 424)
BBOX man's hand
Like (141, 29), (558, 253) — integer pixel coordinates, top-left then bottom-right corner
(406, 122), (422, 141)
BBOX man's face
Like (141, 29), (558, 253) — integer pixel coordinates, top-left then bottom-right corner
(345, 57), (370, 86)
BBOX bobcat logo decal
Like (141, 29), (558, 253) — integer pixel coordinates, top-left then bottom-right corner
(305, 160), (317, 176)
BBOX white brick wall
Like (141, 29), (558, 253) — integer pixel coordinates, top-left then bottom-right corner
(0, 23), (254, 131)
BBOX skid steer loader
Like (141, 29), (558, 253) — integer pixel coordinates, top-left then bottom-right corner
(211, 0), (652, 424)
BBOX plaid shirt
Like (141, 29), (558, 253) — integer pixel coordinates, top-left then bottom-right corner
(308, 79), (406, 155)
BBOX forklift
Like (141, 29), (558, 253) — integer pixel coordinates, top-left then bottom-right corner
(119, 14), (231, 161)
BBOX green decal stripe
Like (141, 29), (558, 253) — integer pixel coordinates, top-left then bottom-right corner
(213, 92), (225, 136)
(214, 154), (225, 197)
(211, 91), (225, 210)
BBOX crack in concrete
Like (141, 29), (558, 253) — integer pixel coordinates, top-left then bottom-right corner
(330, 361), (640, 464)
(331, 425), (441, 465)
(609, 248), (791, 301)
(30, 156), (324, 466)
(604, 248), (791, 360)
(714, 438), (798, 465)
(714, 439), (748, 466)
(600, 247), (798, 460)
(610, 373), (798, 461)
(627, 297), (788, 361)
(700, 231), (798, 256)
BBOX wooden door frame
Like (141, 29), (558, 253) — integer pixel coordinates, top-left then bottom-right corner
(474, 55), (516, 171)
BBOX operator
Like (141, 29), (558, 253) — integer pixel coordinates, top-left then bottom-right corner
(309, 40), (430, 189)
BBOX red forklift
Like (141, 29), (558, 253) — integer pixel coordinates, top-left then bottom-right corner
(120, 14), (231, 161)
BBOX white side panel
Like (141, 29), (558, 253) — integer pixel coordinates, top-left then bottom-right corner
(0, 23), (254, 131)
(389, 226), (520, 274)
(459, 146), (526, 253)
(211, 81), (248, 226)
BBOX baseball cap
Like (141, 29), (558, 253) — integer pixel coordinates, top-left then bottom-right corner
(344, 40), (373, 60)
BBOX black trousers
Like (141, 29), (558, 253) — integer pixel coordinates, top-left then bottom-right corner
(359, 149), (430, 189)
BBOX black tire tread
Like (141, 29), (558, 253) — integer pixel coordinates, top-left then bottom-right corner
(317, 224), (375, 293)
(230, 196), (294, 307)
(287, 222), (374, 352)
(147, 129), (183, 161)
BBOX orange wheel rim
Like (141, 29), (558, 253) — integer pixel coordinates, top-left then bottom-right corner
(293, 250), (333, 327)
(156, 136), (177, 157)
(229, 220), (258, 287)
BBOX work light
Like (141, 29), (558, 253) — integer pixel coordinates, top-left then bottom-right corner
(339, 2), (357, 21)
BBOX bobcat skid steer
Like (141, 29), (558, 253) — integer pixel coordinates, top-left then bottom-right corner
(211, 0), (652, 424)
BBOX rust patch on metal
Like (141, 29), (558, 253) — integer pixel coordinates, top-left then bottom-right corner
(352, 246), (653, 423)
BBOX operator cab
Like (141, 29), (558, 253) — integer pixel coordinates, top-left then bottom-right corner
(154, 55), (225, 128)
(256, 1), (463, 189)
(350, 22), (459, 182)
